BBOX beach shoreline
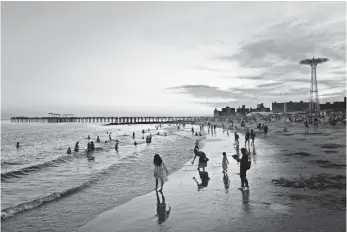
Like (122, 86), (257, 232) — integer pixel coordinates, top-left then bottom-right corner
(78, 120), (346, 232)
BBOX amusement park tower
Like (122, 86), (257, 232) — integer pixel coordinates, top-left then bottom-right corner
(299, 54), (329, 113)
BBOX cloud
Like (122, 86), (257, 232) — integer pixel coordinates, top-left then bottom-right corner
(215, 18), (346, 83)
(166, 85), (233, 99)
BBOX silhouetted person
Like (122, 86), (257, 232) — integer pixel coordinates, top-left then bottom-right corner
(142, 129), (145, 134)
(115, 140), (119, 151)
(67, 147), (71, 154)
(133, 132), (135, 139)
(155, 191), (171, 224)
(134, 141), (137, 146)
(74, 142), (79, 152)
(16, 142), (19, 149)
(90, 141), (95, 151)
(88, 135), (90, 140)
(109, 134), (112, 141)
(96, 136), (100, 143)
(232, 148), (250, 191)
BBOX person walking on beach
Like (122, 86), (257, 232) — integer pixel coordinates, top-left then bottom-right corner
(304, 119), (309, 133)
(191, 149), (209, 171)
(222, 152), (229, 173)
(245, 128), (251, 147)
(153, 154), (169, 192)
(250, 129), (256, 146)
(232, 148), (250, 190)
(314, 117), (319, 132)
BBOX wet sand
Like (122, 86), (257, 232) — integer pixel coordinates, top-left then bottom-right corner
(78, 121), (346, 232)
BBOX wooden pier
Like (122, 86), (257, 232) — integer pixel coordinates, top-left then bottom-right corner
(10, 116), (216, 125)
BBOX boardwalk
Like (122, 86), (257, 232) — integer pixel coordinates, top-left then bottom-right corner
(10, 116), (216, 125)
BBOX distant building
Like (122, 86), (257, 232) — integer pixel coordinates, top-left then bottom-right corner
(250, 103), (271, 113)
(272, 97), (346, 113)
(236, 105), (250, 117)
(272, 101), (309, 113)
(214, 106), (235, 117)
(320, 97), (346, 111)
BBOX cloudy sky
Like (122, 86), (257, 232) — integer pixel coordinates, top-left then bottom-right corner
(1, 1), (346, 118)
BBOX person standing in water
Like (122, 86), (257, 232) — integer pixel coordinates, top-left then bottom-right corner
(96, 136), (100, 143)
(191, 127), (194, 135)
(115, 140), (119, 151)
(67, 147), (71, 154)
(222, 152), (229, 173)
(16, 142), (20, 149)
(153, 154), (169, 192)
(133, 132), (135, 139)
(90, 141), (95, 151)
(88, 135), (90, 140)
(109, 134), (112, 141)
(74, 142), (79, 152)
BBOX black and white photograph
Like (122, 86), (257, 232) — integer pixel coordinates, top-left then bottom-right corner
(1, 1), (346, 232)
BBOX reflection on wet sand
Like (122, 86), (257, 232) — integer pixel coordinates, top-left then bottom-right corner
(241, 189), (250, 213)
(193, 171), (210, 190)
(252, 146), (257, 165)
(155, 190), (171, 224)
(223, 172), (230, 192)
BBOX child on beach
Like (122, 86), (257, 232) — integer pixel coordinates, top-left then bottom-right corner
(222, 152), (229, 172)
(153, 154), (169, 192)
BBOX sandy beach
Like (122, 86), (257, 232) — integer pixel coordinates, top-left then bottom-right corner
(78, 120), (346, 232)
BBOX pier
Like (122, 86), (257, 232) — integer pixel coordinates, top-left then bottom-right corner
(10, 116), (216, 125)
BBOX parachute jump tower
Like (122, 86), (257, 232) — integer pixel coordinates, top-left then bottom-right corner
(299, 54), (329, 113)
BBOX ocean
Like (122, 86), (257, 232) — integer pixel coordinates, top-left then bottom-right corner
(1, 121), (203, 232)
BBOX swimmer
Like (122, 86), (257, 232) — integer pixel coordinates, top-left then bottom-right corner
(67, 147), (72, 154)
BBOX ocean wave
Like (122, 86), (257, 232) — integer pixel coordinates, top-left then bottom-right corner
(1, 161), (26, 166)
(1, 153), (87, 181)
(1, 165), (115, 220)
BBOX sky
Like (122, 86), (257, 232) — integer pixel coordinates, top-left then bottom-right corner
(1, 1), (346, 118)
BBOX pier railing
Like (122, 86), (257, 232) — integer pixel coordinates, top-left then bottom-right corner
(10, 116), (217, 124)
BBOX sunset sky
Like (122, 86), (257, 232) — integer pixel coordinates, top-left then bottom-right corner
(1, 1), (346, 118)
